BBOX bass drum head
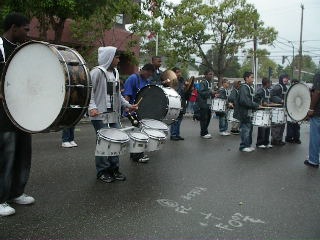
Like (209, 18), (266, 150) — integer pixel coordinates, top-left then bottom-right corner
(135, 85), (168, 121)
(2, 42), (65, 132)
(285, 83), (311, 121)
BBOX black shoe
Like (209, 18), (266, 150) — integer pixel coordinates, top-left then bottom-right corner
(304, 160), (319, 168)
(294, 139), (301, 144)
(113, 169), (126, 181)
(170, 136), (180, 141)
(285, 138), (295, 143)
(98, 173), (115, 183)
(177, 136), (184, 140)
(231, 130), (240, 135)
(272, 140), (286, 146)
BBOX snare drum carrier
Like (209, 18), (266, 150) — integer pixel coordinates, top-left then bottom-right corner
(94, 66), (121, 124)
(242, 83), (256, 120)
(252, 87), (272, 127)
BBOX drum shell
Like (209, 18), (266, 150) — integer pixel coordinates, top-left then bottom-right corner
(140, 119), (169, 136)
(1, 41), (91, 133)
(252, 110), (271, 127)
(95, 128), (129, 156)
(142, 128), (166, 152)
(135, 85), (181, 125)
(211, 98), (227, 112)
(128, 132), (149, 153)
(271, 108), (286, 125)
(226, 109), (239, 123)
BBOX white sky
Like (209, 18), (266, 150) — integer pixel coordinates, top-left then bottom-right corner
(168, 0), (320, 65)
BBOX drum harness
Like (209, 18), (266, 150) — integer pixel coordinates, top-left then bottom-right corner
(243, 83), (255, 116)
(97, 66), (122, 128)
(0, 37), (5, 63)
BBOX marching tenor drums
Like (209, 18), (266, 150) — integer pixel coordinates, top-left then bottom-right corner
(135, 85), (181, 125)
(1, 41), (91, 133)
(128, 132), (149, 153)
(285, 83), (311, 122)
(95, 128), (130, 156)
(142, 128), (166, 152)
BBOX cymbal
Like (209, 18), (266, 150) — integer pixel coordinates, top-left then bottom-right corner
(161, 70), (178, 89)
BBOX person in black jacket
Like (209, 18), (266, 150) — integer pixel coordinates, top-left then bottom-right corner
(228, 80), (241, 135)
(255, 77), (273, 149)
(270, 74), (290, 146)
(234, 71), (260, 152)
(0, 13), (34, 217)
(215, 79), (231, 136)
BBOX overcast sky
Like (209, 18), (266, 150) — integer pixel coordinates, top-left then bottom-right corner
(168, 0), (320, 65)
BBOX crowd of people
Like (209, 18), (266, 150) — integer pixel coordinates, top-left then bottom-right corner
(0, 12), (319, 218)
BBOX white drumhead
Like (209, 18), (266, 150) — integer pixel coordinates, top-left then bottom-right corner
(98, 128), (129, 142)
(4, 42), (65, 132)
(128, 132), (149, 142)
(286, 83), (310, 121)
(140, 119), (169, 131)
(142, 129), (166, 140)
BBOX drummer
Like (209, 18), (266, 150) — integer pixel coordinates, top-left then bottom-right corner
(89, 46), (137, 183)
(0, 13), (35, 217)
(215, 78), (231, 136)
(124, 63), (155, 163)
(270, 74), (290, 146)
(254, 77), (273, 149)
(234, 71), (261, 152)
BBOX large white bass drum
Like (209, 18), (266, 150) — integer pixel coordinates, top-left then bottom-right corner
(285, 83), (311, 121)
(1, 41), (91, 133)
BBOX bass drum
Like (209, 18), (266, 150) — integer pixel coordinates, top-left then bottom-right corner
(1, 41), (91, 133)
(135, 85), (181, 125)
(285, 83), (311, 122)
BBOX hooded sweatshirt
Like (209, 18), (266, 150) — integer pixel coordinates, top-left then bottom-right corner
(89, 46), (131, 122)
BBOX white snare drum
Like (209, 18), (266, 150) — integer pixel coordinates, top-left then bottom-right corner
(252, 110), (271, 127)
(128, 132), (149, 153)
(135, 85), (181, 125)
(140, 119), (169, 135)
(211, 98), (227, 112)
(142, 129), (166, 152)
(227, 109), (239, 122)
(1, 41), (91, 133)
(271, 108), (286, 125)
(95, 128), (129, 156)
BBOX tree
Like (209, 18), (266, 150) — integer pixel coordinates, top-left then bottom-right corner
(163, 0), (277, 84)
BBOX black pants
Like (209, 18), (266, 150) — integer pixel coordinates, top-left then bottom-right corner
(286, 121), (300, 141)
(199, 107), (211, 136)
(0, 131), (32, 203)
(256, 127), (271, 146)
(271, 124), (285, 143)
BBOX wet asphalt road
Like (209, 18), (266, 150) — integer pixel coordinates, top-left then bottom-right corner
(1, 117), (319, 240)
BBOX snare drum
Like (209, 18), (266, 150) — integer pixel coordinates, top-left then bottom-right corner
(140, 119), (169, 135)
(252, 110), (271, 127)
(135, 85), (181, 125)
(271, 108), (286, 125)
(227, 109), (239, 123)
(1, 41), (91, 133)
(95, 128), (129, 156)
(128, 132), (149, 153)
(142, 128), (166, 152)
(211, 98), (227, 112)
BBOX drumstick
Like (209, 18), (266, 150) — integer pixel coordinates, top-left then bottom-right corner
(136, 97), (143, 105)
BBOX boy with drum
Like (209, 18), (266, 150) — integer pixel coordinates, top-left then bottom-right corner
(215, 79), (231, 136)
(89, 46), (137, 183)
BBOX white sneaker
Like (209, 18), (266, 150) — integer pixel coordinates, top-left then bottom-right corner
(219, 131), (231, 136)
(138, 155), (150, 163)
(267, 144), (273, 148)
(12, 193), (35, 205)
(257, 145), (266, 149)
(69, 141), (78, 147)
(249, 147), (256, 151)
(62, 142), (73, 148)
(201, 134), (212, 139)
(241, 147), (254, 152)
(0, 203), (15, 216)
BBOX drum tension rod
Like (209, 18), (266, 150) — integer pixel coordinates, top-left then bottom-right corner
(66, 84), (86, 88)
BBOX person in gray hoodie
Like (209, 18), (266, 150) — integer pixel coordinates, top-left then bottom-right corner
(88, 46), (137, 183)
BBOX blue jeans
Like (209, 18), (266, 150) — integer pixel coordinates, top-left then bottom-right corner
(91, 121), (120, 177)
(62, 127), (75, 142)
(170, 117), (182, 137)
(0, 131), (32, 203)
(239, 122), (253, 150)
(218, 114), (228, 132)
(308, 117), (320, 165)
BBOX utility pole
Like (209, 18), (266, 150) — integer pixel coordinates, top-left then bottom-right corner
(288, 41), (295, 78)
(298, 4), (304, 81)
(253, 20), (258, 90)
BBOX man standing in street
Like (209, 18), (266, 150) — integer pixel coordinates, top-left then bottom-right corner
(234, 71), (260, 152)
(304, 73), (320, 168)
(149, 56), (163, 85)
(196, 70), (215, 139)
